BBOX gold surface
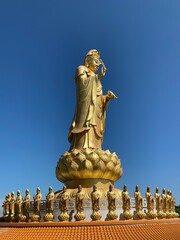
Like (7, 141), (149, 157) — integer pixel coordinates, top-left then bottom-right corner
(56, 148), (122, 185)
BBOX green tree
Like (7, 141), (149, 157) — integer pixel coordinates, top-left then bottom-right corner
(175, 205), (180, 217)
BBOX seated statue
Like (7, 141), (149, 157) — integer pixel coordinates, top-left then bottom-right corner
(45, 186), (54, 214)
(68, 49), (117, 150)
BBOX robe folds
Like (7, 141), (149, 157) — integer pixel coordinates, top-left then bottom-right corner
(68, 65), (108, 149)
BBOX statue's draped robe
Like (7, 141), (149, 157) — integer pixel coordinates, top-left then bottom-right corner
(68, 65), (108, 149)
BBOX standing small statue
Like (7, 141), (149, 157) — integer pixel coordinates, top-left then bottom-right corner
(154, 187), (165, 219)
(21, 189), (31, 222)
(9, 192), (16, 220)
(122, 185), (132, 220)
(31, 187), (42, 222)
(74, 185), (86, 221)
(170, 193), (179, 218)
(68, 49), (117, 150)
(44, 186), (55, 222)
(162, 188), (167, 217)
(166, 189), (172, 218)
(106, 184), (118, 220)
(90, 185), (102, 221)
(15, 190), (22, 221)
(2, 194), (10, 218)
(145, 186), (156, 219)
(58, 186), (69, 221)
(134, 185), (146, 219)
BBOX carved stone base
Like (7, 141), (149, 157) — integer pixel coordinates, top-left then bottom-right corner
(74, 211), (86, 221)
(146, 211), (157, 219)
(122, 210), (133, 220)
(31, 214), (41, 222)
(58, 212), (69, 222)
(106, 210), (118, 220)
(90, 211), (102, 221)
(134, 211), (146, 220)
(43, 213), (54, 222)
(157, 211), (166, 219)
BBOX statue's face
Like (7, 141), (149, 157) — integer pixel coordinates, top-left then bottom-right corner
(78, 185), (82, 192)
(88, 57), (100, 72)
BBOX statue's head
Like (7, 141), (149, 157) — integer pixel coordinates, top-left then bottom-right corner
(109, 184), (113, 192)
(17, 190), (20, 196)
(156, 187), (159, 193)
(11, 192), (15, 197)
(49, 186), (52, 193)
(93, 185), (97, 192)
(78, 185), (82, 192)
(84, 49), (100, 72)
(123, 185), (127, 191)
(37, 187), (40, 193)
(63, 186), (67, 192)
(135, 185), (139, 192)
(147, 186), (150, 192)
(162, 188), (165, 194)
(26, 189), (29, 194)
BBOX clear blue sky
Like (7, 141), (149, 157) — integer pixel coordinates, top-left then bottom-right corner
(0, 0), (180, 211)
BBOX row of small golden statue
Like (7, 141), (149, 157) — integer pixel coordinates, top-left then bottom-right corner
(2, 185), (179, 222)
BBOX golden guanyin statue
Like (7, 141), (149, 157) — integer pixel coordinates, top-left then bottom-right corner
(166, 189), (173, 218)
(161, 188), (167, 217)
(145, 186), (157, 219)
(31, 187), (42, 222)
(134, 185), (146, 219)
(15, 190), (22, 221)
(74, 185), (86, 221)
(44, 186), (55, 221)
(122, 185), (132, 220)
(21, 189), (31, 222)
(2, 194), (10, 218)
(56, 50), (123, 198)
(9, 192), (16, 218)
(154, 187), (165, 219)
(90, 185), (102, 221)
(58, 186), (70, 221)
(106, 184), (118, 220)
(68, 49), (116, 150)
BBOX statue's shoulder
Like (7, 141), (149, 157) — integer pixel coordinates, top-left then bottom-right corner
(75, 65), (90, 78)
